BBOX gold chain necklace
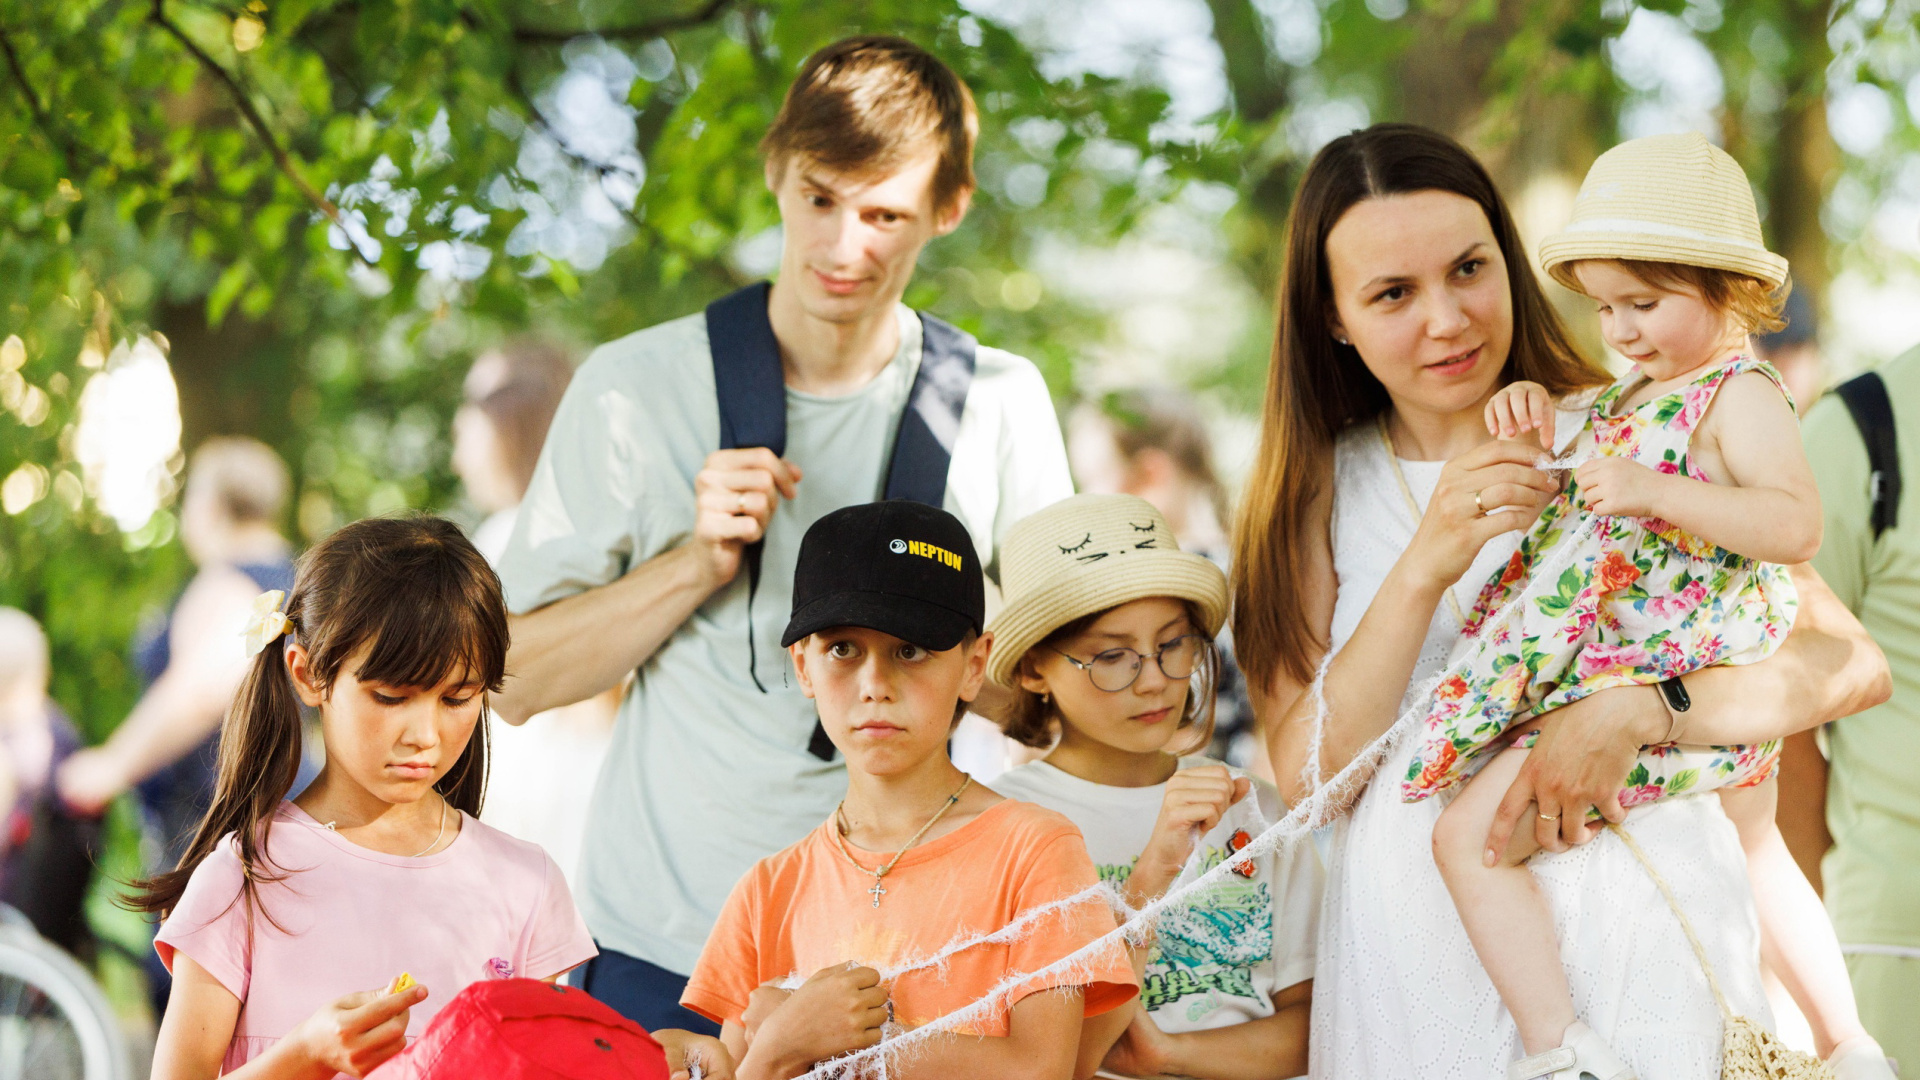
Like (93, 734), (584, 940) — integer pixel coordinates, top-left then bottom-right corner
(1377, 416), (1469, 629)
(831, 776), (973, 908)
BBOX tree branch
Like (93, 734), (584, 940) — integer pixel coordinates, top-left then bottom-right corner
(147, 0), (373, 264)
(0, 22), (80, 174)
(511, 0), (732, 44)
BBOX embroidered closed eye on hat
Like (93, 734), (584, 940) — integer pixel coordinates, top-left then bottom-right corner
(985, 493), (1228, 689)
(782, 500), (985, 651)
(1538, 131), (1789, 293)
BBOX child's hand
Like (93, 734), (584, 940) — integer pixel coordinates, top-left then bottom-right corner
(1485, 380), (1556, 450)
(1127, 766), (1252, 908)
(1100, 1004), (1176, 1078)
(740, 983), (792, 1048)
(285, 982), (425, 1078)
(1577, 457), (1667, 519)
(749, 963), (888, 1071)
(654, 1029), (735, 1080)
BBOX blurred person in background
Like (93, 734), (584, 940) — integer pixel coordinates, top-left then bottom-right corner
(56, 435), (300, 1015)
(0, 607), (97, 955)
(1802, 335), (1920, 1072)
(1067, 387), (1260, 772)
(1756, 289), (1827, 410)
(451, 339), (615, 887)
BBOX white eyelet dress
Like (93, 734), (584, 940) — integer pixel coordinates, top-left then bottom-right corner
(1307, 417), (1771, 1079)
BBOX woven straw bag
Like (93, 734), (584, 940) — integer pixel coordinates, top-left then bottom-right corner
(1609, 824), (1833, 1080)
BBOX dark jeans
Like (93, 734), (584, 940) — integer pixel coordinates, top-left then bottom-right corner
(573, 944), (722, 1037)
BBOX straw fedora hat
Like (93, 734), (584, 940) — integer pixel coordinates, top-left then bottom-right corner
(1538, 131), (1788, 293)
(985, 493), (1228, 689)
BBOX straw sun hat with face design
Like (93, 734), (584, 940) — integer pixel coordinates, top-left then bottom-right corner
(985, 493), (1229, 689)
(1538, 131), (1789, 294)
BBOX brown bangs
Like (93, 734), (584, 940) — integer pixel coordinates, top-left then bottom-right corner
(1596, 259), (1789, 335)
(339, 571), (505, 694)
(298, 516), (508, 696)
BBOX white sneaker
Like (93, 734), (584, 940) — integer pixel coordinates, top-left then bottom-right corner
(1830, 1036), (1898, 1080)
(1507, 1022), (1638, 1080)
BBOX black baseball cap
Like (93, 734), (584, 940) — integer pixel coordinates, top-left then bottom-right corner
(782, 500), (985, 651)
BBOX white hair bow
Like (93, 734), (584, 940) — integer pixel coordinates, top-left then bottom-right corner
(243, 590), (290, 657)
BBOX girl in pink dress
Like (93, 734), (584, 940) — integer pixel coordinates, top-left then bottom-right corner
(138, 516), (729, 1080)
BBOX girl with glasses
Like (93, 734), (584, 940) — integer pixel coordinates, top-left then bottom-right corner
(985, 494), (1324, 1080)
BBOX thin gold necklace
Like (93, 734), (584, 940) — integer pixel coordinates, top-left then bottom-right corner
(831, 775), (973, 908)
(1377, 416), (1469, 628)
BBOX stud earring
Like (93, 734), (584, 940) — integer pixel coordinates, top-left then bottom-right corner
(1334, 333), (1350, 346)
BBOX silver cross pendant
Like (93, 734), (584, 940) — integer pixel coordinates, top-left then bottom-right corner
(868, 879), (886, 907)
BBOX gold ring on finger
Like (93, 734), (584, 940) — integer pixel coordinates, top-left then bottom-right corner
(1537, 811), (1560, 821)
(1473, 489), (1485, 514)
(736, 492), (749, 514)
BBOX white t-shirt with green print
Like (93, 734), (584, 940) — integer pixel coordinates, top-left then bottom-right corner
(992, 756), (1322, 1032)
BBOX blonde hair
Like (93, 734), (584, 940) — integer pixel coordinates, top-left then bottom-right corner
(0, 607), (48, 692)
(190, 437), (290, 525)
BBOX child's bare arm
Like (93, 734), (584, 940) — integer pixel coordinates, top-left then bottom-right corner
(889, 987), (1084, 1080)
(150, 955), (241, 1080)
(1103, 979), (1312, 1080)
(1576, 372), (1821, 564)
(155, 954), (426, 1080)
(733, 965), (887, 1080)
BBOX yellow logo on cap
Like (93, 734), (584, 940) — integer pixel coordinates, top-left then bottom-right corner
(899, 539), (962, 571)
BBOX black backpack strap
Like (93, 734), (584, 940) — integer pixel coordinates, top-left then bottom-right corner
(884, 313), (978, 503)
(707, 287), (980, 763)
(1833, 371), (1901, 541)
(706, 282), (784, 695)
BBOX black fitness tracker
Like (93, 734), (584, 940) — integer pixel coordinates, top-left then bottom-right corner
(1657, 676), (1691, 714)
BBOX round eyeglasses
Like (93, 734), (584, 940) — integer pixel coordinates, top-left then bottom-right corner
(1047, 634), (1208, 693)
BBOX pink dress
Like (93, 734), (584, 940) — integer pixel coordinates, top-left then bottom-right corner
(156, 802), (597, 1075)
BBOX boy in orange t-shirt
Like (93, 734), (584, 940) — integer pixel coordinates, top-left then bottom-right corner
(683, 501), (1137, 1080)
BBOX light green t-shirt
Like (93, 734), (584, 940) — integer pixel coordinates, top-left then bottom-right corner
(1806, 344), (1920, 950)
(496, 305), (1074, 973)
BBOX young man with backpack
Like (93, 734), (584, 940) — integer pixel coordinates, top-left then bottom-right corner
(491, 36), (1073, 1032)
(1804, 343), (1920, 1073)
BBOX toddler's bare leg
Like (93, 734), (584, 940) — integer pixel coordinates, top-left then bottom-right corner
(1432, 747), (1571, 1056)
(1721, 780), (1867, 1057)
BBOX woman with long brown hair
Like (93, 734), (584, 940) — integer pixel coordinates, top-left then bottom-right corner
(1229, 124), (1888, 1076)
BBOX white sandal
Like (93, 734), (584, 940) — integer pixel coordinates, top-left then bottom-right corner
(1508, 1021), (1639, 1080)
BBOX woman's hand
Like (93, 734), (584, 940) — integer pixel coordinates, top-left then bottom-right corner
(283, 983), (425, 1078)
(1487, 683), (1670, 854)
(1400, 439), (1559, 594)
(655, 1029), (736, 1080)
(1126, 766), (1251, 908)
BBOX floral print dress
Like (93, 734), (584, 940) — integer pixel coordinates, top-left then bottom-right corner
(1403, 356), (1795, 806)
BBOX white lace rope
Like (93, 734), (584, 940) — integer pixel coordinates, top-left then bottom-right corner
(799, 447), (1609, 1079)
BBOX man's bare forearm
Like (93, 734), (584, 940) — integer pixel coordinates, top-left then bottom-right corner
(495, 543), (721, 724)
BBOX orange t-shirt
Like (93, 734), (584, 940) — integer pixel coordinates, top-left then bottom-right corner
(683, 798), (1137, 1037)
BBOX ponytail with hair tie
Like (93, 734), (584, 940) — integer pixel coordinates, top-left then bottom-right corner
(242, 590), (291, 656)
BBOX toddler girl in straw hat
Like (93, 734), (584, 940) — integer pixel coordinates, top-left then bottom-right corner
(1416, 132), (1893, 1080)
(986, 493), (1324, 1079)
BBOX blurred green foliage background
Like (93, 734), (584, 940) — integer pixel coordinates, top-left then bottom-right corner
(1, 0), (1918, 1007)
